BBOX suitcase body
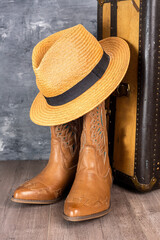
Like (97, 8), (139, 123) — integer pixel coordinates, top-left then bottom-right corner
(97, 0), (160, 191)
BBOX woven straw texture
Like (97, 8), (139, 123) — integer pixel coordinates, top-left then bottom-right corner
(30, 24), (130, 126)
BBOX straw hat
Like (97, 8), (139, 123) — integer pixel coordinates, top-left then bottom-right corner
(30, 24), (130, 126)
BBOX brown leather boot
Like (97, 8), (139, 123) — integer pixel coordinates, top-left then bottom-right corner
(11, 119), (82, 204)
(63, 102), (112, 221)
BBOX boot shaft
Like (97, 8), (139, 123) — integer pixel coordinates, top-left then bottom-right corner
(49, 118), (82, 168)
(78, 101), (111, 177)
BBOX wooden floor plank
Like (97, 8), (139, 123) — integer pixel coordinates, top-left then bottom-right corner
(0, 160), (48, 240)
(0, 160), (160, 240)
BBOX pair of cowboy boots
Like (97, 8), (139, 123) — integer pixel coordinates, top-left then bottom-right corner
(12, 102), (112, 222)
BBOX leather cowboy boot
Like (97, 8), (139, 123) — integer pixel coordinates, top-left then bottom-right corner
(63, 101), (112, 221)
(11, 119), (82, 204)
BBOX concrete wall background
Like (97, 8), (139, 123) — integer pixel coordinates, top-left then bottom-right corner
(0, 0), (97, 160)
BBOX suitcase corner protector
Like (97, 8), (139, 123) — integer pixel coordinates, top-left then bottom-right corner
(131, 175), (157, 192)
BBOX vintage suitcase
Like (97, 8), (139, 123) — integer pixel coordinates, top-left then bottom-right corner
(97, 0), (160, 191)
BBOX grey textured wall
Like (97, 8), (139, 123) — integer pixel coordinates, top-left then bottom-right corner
(0, 0), (97, 160)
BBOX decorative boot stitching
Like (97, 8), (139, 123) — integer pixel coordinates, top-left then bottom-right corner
(55, 120), (79, 156)
(80, 103), (107, 165)
(67, 192), (109, 207)
(80, 115), (87, 152)
(89, 104), (106, 158)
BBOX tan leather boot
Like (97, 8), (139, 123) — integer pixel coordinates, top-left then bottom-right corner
(11, 119), (82, 204)
(63, 102), (112, 221)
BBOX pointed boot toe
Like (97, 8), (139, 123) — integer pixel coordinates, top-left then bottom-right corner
(12, 185), (38, 204)
(13, 186), (29, 200)
(12, 180), (63, 204)
(63, 200), (111, 222)
(12, 182), (45, 204)
(64, 202), (82, 218)
(64, 201), (97, 220)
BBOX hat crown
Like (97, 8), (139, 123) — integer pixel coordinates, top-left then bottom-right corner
(32, 24), (103, 97)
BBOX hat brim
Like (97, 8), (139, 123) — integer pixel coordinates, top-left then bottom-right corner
(30, 37), (130, 126)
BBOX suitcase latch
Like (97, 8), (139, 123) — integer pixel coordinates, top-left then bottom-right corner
(113, 82), (130, 97)
(105, 109), (111, 116)
(97, 0), (105, 7)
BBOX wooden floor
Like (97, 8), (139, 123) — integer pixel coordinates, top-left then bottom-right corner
(0, 160), (160, 240)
